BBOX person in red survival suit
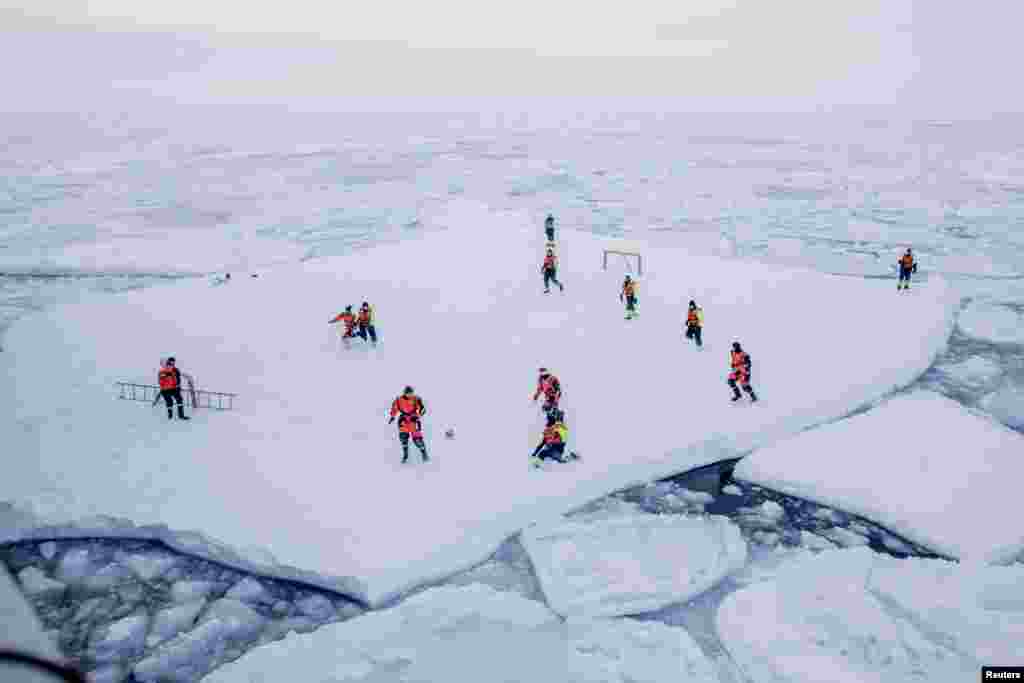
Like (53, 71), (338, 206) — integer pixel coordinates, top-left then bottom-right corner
(532, 367), (562, 418)
(389, 386), (430, 463)
(728, 342), (758, 403)
(158, 357), (191, 420)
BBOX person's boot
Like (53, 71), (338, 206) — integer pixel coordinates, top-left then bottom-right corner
(731, 389), (742, 401)
(401, 447), (409, 464)
(559, 282), (564, 292)
(167, 409), (174, 420)
(177, 406), (191, 421)
(420, 448), (430, 463)
(748, 389), (758, 402)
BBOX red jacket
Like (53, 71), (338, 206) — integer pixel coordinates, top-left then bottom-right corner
(158, 366), (180, 390)
(390, 394), (426, 433)
(330, 312), (356, 333)
(730, 350), (751, 381)
(533, 374), (561, 402)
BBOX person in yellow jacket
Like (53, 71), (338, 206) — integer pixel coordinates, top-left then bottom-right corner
(530, 410), (579, 467)
(684, 300), (704, 348)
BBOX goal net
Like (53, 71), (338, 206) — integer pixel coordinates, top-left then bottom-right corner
(601, 238), (644, 276)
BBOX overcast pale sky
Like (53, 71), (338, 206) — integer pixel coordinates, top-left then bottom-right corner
(0, 0), (1019, 114)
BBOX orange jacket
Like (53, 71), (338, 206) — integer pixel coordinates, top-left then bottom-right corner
(390, 394), (426, 433)
(357, 307), (372, 324)
(730, 350), (751, 381)
(900, 253), (914, 269)
(158, 366), (179, 390)
(543, 254), (557, 270)
(622, 280), (636, 297)
(330, 312), (356, 332)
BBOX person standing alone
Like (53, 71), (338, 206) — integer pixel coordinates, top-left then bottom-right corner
(158, 357), (191, 420)
(389, 386), (430, 463)
(685, 300), (704, 348)
(544, 214), (556, 242)
(727, 342), (758, 403)
(897, 248), (917, 291)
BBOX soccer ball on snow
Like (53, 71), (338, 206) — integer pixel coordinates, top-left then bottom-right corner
(444, 428), (456, 440)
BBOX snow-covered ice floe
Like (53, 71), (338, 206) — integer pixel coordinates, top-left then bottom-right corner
(958, 300), (1024, 345)
(940, 355), (1003, 389)
(981, 384), (1024, 431)
(734, 392), (1024, 563)
(0, 199), (957, 605)
(207, 583), (719, 683)
(520, 505), (746, 618)
(717, 547), (1024, 682)
(0, 230), (309, 278)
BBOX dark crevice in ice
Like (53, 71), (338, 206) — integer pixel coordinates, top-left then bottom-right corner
(0, 537), (364, 682)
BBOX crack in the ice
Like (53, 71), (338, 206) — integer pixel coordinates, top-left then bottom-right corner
(864, 574), (980, 667)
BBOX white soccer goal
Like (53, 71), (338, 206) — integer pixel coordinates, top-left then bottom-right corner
(601, 238), (644, 276)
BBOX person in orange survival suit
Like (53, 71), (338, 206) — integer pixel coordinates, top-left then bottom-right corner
(158, 357), (191, 420)
(328, 306), (357, 343)
(728, 341), (758, 403)
(541, 249), (564, 294)
(897, 248), (918, 291)
(530, 409), (575, 466)
(532, 367), (562, 418)
(355, 301), (377, 344)
(389, 386), (429, 463)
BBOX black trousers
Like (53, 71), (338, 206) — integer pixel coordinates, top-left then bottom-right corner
(161, 388), (183, 408)
(624, 295), (637, 311)
(355, 323), (377, 343)
(543, 268), (563, 291)
(685, 324), (702, 346)
(541, 397), (560, 417)
(398, 432), (428, 460)
(161, 388), (187, 418)
(545, 227), (555, 241)
(899, 267), (913, 282)
(533, 442), (566, 461)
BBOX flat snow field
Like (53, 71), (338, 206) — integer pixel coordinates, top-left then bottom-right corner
(734, 392), (1024, 563)
(1, 200), (956, 605)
